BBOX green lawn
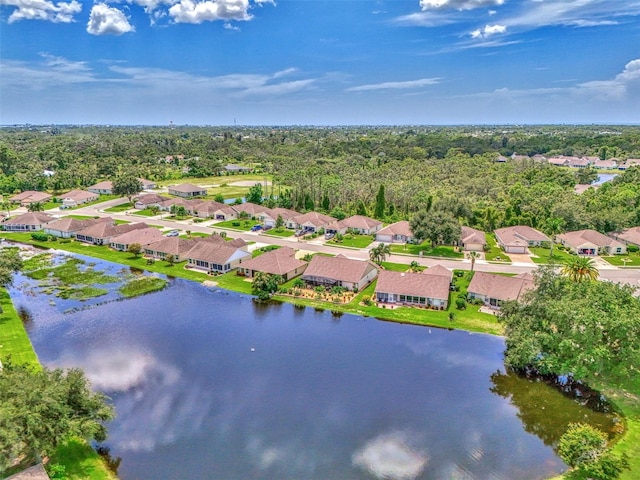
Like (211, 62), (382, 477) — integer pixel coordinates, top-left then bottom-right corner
(214, 218), (260, 231)
(214, 271), (254, 294)
(530, 246), (576, 265)
(64, 214), (98, 220)
(602, 251), (640, 267)
(0, 288), (39, 367)
(328, 234), (374, 248)
(130, 208), (158, 217)
(263, 228), (295, 237)
(389, 242), (464, 258)
(103, 202), (132, 213)
(485, 234), (512, 262)
(119, 276), (168, 298)
(43, 201), (60, 210)
(48, 438), (117, 480)
(69, 195), (121, 210)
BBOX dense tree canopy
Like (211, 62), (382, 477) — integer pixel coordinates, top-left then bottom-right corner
(499, 267), (640, 383)
(0, 362), (114, 469)
(112, 174), (143, 203)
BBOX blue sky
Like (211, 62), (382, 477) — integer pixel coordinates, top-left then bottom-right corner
(1, 0), (639, 125)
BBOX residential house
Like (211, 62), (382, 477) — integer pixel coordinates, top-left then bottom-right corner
(259, 207), (299, 228)
(109, 227), (165, 252)
(511, 154), (530, 161)
(134, 194), (169, 209)
(468, 272), (535, 309)
(157, 197), (200, 212)
(618, 158), (640, 170)
(494, 225), (550, 254)
(225, 164), (252, 173)
(557, 229), (626, 255)
(185, 239), (250, 274)
(240, 247), (308, 281)
(9, 191), (52, 206)
(459, 226), (486, 252)
(375, 221), (414, 244)
(302, 254), (378, 292)
(2, 212), (55, 231)
(44, 216), (112, 238)
(531, 154), (547, 162)
(144, 236), (200, 262)
(610, 226), (640, 247)
(168, 183), (207, 198)
(190, 200), (226, 218)
(201, 234), (249, 251)
(75, 222), (148, 245)
(495, 155), (508, 163)
(232, 202), (269, 219)
(567, 157), (591, 168)
(139, 178), (157, 189)
(59, 189), (99, 208)
(593, 159), (617, 169)
(211, 204), (238, 221)
(548, 156), (570, 167)
(325, 215), (383, 236)
(287, 212), (336, 233)
(375, 264), (452, 309)
(87, 181), (113, 194)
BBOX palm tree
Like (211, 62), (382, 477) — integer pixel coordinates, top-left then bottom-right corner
(561, 256), (599, 282)
(544, 217), (565, 260)
(27, 201), (44, 212)
(409, 260), (421, 272)
(369, 243), (391, 265)
(468, 251), (480, 271)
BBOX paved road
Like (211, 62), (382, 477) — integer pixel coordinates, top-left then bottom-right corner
(57, 200), (640, 289)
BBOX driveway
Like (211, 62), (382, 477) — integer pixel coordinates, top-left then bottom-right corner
(508, 253), (537, 265)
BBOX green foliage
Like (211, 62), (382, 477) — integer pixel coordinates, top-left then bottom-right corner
(0, 361), (114, 470)
(213, 193), (225, 203)
(558, 423), (629, 479)
(31, 231), (49, 242)
(561, 256), (599, 282)
(0, 247), (23, 287)
(127, 243), (142, 258)
(118, 276), (168, 298)
(275, 214), (284, 229)
(455, 297), (467, 310)
(251, 272), (283, 300)
(499, 267), (640, 383)
(410, 210), (461, 247)
(246, 183), (263, 204)
(27, 201), (44, 212)
(112, 174), (143, 202)
(374, 184), (386, 219)
(369, 243), (390, 265)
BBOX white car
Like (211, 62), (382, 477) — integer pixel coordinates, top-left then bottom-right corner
(165, 230), (179, 237)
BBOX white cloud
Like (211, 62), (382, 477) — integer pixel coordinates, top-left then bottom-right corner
(168, 0), (253, 23)
(470, 23), (506, 38)
(0, 0), (81, 23)
(87, 3), (135, 35)
(352, 432), (429, 480)
(0, 53), (96, 89)
(348, 78), (441, 92)
(420, 0), (504, 10)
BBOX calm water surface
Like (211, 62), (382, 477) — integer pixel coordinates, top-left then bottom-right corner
(11, 255), (616, 480)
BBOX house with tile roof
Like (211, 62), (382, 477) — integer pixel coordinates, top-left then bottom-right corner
(9, 191), (52, 206)
(232, 202), (269, 219)
(610, 226), (640, 247)
(302, 254), (378, 292)
(287, 211), (336, 233)
(375, 264), (452, 309)
(460, 226), (487, 252)
(557, 229), (626, 256)
(468, 272), (535, 309)
(110, 227), (165, 251)
(240, 247), (308, 281)
(375, 221), (414, 244)
(188, 200), (226, 218)
(75, 221), (148, 245)
(259, 207), (300, 228)
(185, 239), (250, 274)
(134, 193), (169, 209)
(494, 225), (550, 254)
(2, 212), (55, 231)
(168, 183), (207, 198)
(87, 181), (113, 194)
(44, 216), (112, 238)
(144, 236), (200, 262)
(59, 189), (99, 208)
(325, 215), (383, 236)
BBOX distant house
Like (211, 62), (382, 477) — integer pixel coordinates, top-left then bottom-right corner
(110, 227), (165, 252)
(240, 247), (308, 281)
(2, 212), (55, 231)
(302, 254), (378, 292)
(610, 226), (640, 247)
(211, 204), (238, 221)
(375, 221), (414, 244)
(9, 191), (52, 206)
(139, 178), (157, 189)
(494, 225), (550, 254)
(59, 189), (99, 208)
(168, 183), (207, 198)
(225, 164), (252, 173)
(144, 236), (200, 262)
(468, 272), (535, 309)
(548, 156), (570, 167)
(287, 212), (336, 233)
(460, 226), (486, 252)
(75, 222), (148, 245)
(557, 229), (626, 256)
(134, 194), (169, 209)
(87, 181), (113, 195)
(593, 159), (617, 169)
(44, 216), (112, 238)
(190, 200), (226, 218)
(325, 215), (383, 236)
(232, 202), (269, 219)
(568, 157), (591, 168)
(259, 207), (299, 228)
(618, 158), (640, 170)
(157, 197), (200, 212)
(375, 264), (452, 309)
(185, 239), (250, 274)
(511, 154), (530, 161)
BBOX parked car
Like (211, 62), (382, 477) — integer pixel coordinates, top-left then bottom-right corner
(250, 225), (263, 231)
(165, 230), (179, 237)
(324, 232), (335, 240)
(295, 230), (305, 237)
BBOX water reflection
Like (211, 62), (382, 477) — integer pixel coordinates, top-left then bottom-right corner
(490, 369), (619, 447)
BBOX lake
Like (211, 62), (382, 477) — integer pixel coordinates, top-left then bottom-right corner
(10, 253), (617, 480)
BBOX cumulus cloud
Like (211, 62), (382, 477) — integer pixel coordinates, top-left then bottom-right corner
(576, 58), (640, 99)
(352, 432), (429, 480)
(87, 3), (135, 35)
(348, 77), (441, 92)
(420, 0), (504, 10)
(168, 0), (253, 23)
(0, 0), (81, 23)
(470, 23), (506, 38)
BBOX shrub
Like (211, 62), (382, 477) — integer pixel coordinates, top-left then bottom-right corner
(455, 297), (467, 310)
(627, 244), (639, 253)
(232, 221), (241, 227)
(31, 232), (49, 241)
